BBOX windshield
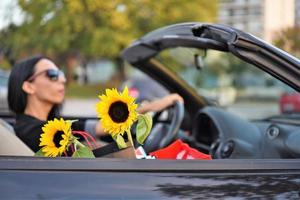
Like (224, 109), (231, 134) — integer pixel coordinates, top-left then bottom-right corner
(155, 47), (297, 120)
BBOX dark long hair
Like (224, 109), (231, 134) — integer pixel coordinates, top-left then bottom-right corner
(7, 55), (60, 119)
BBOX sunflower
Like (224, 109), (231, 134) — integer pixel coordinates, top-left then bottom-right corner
(39, 118), (72, 157)
(96, 87), (138, 136)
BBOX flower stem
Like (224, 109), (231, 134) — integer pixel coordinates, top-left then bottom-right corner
(127, 129), (134, 148)
(73, 139), (85, 152)
(72, 131), (99, 149)
(72, 131), (93, 149)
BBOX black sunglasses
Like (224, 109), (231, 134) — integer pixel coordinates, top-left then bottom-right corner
(27, 69), (65, 82)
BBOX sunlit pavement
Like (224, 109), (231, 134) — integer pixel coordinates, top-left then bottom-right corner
(63, 98), (279, 120)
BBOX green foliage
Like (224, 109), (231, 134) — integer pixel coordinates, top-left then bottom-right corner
(0, 58), (12, 70)
(113, 134), (127, 149)
(65, 83), (105, 98)
(72, 146), (95, 158)
(112, 113), (153, 149)
(34, 149), (45, 157)
(207, 52), (251, 76)
(273, 26), (300, 58)
(136, 114), (152, 145)
(0, 0), (217, 62)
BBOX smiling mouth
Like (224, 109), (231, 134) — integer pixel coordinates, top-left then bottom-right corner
(58, 89), (65, 94)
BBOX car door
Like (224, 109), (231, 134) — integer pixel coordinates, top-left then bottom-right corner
(1, 157), (300, 199)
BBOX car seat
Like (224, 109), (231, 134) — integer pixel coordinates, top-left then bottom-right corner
(0, 119), (34, 156)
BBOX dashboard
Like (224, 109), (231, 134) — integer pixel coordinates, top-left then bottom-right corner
(192, 106), (300, 159)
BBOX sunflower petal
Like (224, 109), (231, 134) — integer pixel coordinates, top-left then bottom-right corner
(38, 118), (72, 157)
(96, 87), (138, 136)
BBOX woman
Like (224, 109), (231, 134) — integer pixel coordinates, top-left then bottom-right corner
(8, 55), (183, 152)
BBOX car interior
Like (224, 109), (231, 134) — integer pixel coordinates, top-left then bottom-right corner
(0, 119), (33, 156)
(123, 37), (300, 159)
(1, 50), (300, 159)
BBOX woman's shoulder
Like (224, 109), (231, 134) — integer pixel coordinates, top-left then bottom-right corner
(13, 114), (46, 152)
(16, 113), (43, 121)
(14, 114), (45, 135)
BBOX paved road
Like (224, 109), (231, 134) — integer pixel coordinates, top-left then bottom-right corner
(62, 98), (280, 120)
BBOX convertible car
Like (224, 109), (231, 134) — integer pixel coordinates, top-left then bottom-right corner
(1, 23), (300, 199)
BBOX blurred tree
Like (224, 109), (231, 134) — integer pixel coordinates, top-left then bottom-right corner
(273, 26), (300, 58)
(0, 0), (217, 82)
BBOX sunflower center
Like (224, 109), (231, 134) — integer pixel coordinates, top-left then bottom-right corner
(53, 131), (64, 148)
(108, 101), (129, 123)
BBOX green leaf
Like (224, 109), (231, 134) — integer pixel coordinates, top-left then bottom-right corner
(72, 146), (95, 158)
(35, 149), (45, 157)
(136, 114), (153, 144)
(114, 134), (127, 149)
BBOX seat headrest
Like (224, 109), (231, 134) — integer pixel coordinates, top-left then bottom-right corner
(0, 119), (34, 156)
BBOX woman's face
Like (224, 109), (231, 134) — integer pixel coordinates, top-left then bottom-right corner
(28, 58), (66, 104)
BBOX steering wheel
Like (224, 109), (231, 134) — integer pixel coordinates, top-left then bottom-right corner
(142, 101), (185, 153)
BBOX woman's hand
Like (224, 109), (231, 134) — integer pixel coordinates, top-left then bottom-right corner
(137, 93), (184, 114)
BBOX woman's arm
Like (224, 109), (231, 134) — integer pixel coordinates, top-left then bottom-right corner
(95, 122), (106, 136)
(137, 93), (184, 114)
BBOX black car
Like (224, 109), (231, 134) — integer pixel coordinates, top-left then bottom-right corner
(1, 23), (300, 199)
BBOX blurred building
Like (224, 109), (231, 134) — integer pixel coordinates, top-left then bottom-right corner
(296, 0), (300, 26)
(218, 0), (295, 42)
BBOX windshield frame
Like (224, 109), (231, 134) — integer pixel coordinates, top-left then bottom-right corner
(121, 23), (300, 92)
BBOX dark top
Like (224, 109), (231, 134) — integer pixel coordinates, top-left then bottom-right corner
(14, 114), (85, 152)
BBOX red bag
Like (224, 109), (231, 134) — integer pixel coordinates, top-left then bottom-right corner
(149, 139), (211, 160)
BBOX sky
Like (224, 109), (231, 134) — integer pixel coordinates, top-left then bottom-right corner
(0, 0), (23, 30)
